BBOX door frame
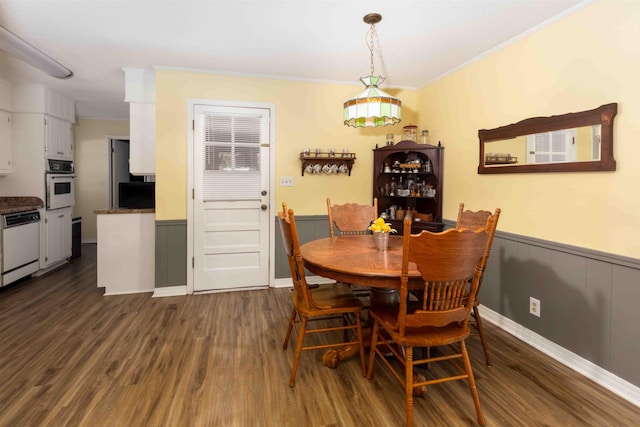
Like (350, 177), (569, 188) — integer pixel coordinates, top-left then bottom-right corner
(186, 99), (276, 295)
(106, 135), (131, 209)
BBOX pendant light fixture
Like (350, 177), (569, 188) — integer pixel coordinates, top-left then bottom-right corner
(343, 13), (401, 128)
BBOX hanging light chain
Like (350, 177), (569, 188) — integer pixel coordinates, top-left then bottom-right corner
(366, 22), (377, 77)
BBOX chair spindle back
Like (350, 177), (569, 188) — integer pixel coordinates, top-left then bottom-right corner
(396, 218), (489, 336)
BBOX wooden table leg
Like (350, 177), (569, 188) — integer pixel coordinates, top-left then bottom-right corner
(322, 287), (399, 369)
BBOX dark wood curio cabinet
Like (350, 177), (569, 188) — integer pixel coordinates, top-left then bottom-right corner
(373, 140), (444, 234)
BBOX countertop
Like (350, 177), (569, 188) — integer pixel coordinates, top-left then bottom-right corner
(0, 197), (45, 214)
(94, 208), (155, 215)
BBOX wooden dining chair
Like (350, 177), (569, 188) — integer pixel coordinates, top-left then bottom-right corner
(326, 197), (379, 301)
(326, 197), (378, 238)
(278, 203), (366, 387)
(456, 203), (501, 366)
(367, 218), (491, 427)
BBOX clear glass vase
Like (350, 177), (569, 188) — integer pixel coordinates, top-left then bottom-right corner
(373, 232), (389, 251)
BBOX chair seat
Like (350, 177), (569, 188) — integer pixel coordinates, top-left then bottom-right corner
(370, 304), (471, 348)
(292, 282), (363, 314)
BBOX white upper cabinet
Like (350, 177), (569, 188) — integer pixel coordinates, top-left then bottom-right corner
(0, 80), (13, 175)
(45, 116), (74, 160)
(12, 84), (76, 123)
(12, 85), (75, 161)
(0, 110), (12, 175)
(123, 68), (155, 175)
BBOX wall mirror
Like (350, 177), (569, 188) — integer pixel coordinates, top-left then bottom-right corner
(478, 103), (617, 174)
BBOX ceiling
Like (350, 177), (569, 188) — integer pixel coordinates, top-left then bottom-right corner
(0, 0), (588, 120)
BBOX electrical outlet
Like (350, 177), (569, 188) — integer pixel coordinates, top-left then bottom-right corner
(279, 176), (294, 187)
(529, 297), (541, 317)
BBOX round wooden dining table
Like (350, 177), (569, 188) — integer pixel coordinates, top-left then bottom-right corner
(300, 234), (423, 290)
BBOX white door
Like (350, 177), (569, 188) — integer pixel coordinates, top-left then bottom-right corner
(193, 105), (270, 292)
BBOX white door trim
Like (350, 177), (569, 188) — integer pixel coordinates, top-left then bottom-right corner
(105, 135), (131, 209)
(186, 99), (276, 295)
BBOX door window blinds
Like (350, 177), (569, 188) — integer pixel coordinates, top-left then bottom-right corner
(202, 113), (262, 201)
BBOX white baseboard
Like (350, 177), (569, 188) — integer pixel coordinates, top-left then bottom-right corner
(104, 289), (154, 296)
(479, 305), (640, 408)
(152, 285), (187, 297)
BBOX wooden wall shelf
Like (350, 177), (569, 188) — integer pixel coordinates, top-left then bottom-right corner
(299, 152), (356, 176)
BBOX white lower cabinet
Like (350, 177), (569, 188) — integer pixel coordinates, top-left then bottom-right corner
(45, 207), (72, 267)
(96, 211), (155, 295)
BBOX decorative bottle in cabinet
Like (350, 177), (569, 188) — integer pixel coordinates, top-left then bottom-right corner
(373, 140), (444, 234)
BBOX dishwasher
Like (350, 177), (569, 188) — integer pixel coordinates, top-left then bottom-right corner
(1, 210), (41, 287)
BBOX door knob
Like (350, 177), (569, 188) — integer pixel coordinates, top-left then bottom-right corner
(261, 204), (268, 211)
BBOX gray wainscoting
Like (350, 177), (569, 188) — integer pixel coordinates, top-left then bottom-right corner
(274, 214), (330, 279)
(155, 220), (187, 288)
(475, 226), (640, 389)
(281, 215), (640, 390)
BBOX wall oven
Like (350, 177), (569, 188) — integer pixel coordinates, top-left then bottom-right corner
(46, 159), (75, 210)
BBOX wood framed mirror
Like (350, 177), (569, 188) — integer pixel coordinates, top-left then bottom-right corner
(478, 103), (617, 174)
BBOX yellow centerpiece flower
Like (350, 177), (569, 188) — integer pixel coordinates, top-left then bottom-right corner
(369, 217), (397, 234)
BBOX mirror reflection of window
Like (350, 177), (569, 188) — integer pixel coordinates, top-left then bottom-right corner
(592, 125), (601, 161)
(527, 129), (576, 164)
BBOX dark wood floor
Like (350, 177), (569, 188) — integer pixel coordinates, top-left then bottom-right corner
(1, 244), (638, 426)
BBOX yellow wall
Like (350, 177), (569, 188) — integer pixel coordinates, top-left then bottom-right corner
(155, 71), (416, 219)
(416, 0), (640, 258)
(75, 119), (129, 240)
(154, 0), (638, 258)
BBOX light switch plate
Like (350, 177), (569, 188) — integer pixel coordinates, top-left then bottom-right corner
(280, 176), (294, 186)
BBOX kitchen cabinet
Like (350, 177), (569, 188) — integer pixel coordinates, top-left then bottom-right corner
(373, 140), (444, 234)
(95, 209), (155, 295)
(123, 68), (155, 175)
(12, 84), (75, 123)
(129, 102), (155, 175)
(45, 116), (74, 160)
(0, 84), (76, 276)
(0, 110), (12, 175)
(12, 85), (75, 161)
(45, 207), (72, 267)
